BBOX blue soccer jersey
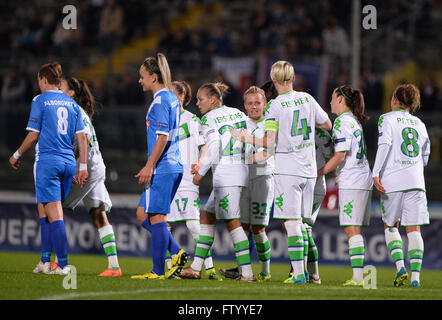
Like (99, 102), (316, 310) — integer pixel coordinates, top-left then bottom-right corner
(145, 88), (183, 174)
(26, 90), (85, 163)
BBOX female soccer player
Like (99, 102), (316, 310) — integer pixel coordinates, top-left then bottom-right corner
(58, 77), (121, 277)
(131, 53), (188, 280)
(317, 85), (372, 286)
(9, 62), (88, 275)
(167, 81), (221, 280)
(372, 84), (430, 288)
(232, 61), (331, 284)
(241, 86), (274, 281)
(179, 82), (255, 282)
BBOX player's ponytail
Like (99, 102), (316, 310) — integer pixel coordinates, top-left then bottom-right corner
(142, 53), (172, 90)
(172, 81), (192, 107)
(200, 82), (229, 102)
(64, 77), (97, 118)
(393, 84), (421, 114)
(270, 60), (294, 86)
(335, 85), (369, 123)
(38, 62), (62, 86)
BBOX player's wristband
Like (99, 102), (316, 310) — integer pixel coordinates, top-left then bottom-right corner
(79, 163), (87, 171)
(13, 150), (22, 160)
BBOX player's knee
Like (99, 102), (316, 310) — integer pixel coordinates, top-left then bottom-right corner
(251, 225), (265, 234)
(136, 207), (147, 224)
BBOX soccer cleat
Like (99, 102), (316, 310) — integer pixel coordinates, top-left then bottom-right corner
(98, 268), (122, 277)
(179, 267), (201, 279)
(309, 274), (321, 284)
(131, 272), (165, 280)
(50, 261), (58, 271)
(343, 279), (363, 287)
(393, 267), (408, 287)
(166, 265), (183, 279)
(256, 272), (271, 282)
(33, 261), (51, 274)
(410, 280), (420, 288)
(206, 268), (223, 281)
(219, 267), (240, 279)
(49, 266), (71, 275)
(171, 249), (190, 268)
(235, 275), (256, 282)
(167, 249), (190, 279)
(283, 273), (306, 284)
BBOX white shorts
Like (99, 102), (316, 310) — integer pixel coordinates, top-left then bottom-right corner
(308, 192), (326, 226)
(338, 189), (371, 227)
(273, 175), (315, 222)
(380, 190), (429, 227)
(240, 175), (274, 226)
(63, 176), (112, 213)
(203, 187), (245, 220)
(167, 190), (200, 222)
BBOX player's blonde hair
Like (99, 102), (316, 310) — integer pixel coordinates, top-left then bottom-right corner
(142, 53), (172, 90)
(199, 82), (229, 102)
(243, 86), (266, 101)
(393, 84), (421, 113)
(270, 60), (294, 85)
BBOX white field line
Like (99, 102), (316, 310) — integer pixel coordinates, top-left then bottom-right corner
(38, 285), (434, 300)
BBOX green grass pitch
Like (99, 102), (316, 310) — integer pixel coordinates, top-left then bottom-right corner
(1, 251), (441, 300)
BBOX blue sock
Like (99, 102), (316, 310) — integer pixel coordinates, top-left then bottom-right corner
(50, 220), (68, 269)
(150, 222), (169, 276)
(40, 218), (51, 263)
(141, 219), (152, 232)
(168, 230), (181, 256)
(248, 231), (256, 258)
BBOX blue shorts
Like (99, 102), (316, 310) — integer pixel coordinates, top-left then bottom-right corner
(34, 160), (76, 203)
(138, 172), (182, 214)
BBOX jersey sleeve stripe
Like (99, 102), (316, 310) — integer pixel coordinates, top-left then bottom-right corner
(156, 131), (169, 136)
(26, 127), (40, 133)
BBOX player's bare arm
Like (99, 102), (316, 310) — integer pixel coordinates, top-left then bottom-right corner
(317, 151), (346, 177)
(76, 131), (89, 187)
(9, 131), (40, 170)
(136, 134), (168, 185)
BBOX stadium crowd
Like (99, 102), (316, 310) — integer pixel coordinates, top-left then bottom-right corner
(0, 0), (439, 111)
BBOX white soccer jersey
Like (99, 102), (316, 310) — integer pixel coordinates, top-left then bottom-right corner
(332, 111), (372, 190)
(245, 117), (274, 179)
(74, 107), (105, 177)
(198, 105), (248, 187)
(375, 110), (430, 192)
(264, 90), (329, 177)
(177, 110), (205, 192)
(315, 128), (332, 195)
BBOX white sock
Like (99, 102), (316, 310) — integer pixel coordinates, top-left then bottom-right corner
(384, 227), (405, 271)
(284, 220), (304, 278)
(306, 226), (319, 278)
(407, 231), (424, 283)
(98, 225), (119, 269)
(348, 234), (364, 283)
(186, 220), (214, 270)
(253, 232), (271, 275)
(230, 227), (253, 278)
(300, 223), (308, 273)
(190, 224), (215, 272)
